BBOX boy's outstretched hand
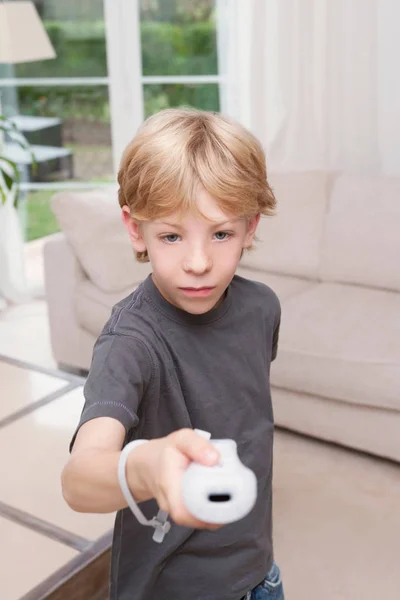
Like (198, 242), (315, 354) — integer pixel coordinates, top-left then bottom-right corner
(62, 420), (222, 529)
(129, 428), (222, 530)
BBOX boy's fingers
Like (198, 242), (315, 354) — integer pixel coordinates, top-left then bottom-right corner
(170, 429), (220, 466)
(156, 489), (169, 514)
(162, 446), (220, 530)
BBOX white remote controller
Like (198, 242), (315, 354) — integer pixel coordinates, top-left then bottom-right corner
(118, 429), (257, 543)
(182, 438), (257, 525)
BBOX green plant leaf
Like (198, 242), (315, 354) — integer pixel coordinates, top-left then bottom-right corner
(0, 166), (14, 191)
(0, 115), (36, 188)
(0, 157), (20, 207)
(0, 156), (20, 187)
(6, 129), (30, 150)
(1, 120), (31, 151)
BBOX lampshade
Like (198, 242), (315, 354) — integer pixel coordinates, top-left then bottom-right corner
(0, 1), (56, 64)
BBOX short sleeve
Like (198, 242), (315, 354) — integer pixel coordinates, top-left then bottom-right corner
(70, 333), (153, 450)
(271, 299), (281, 361)
(271, 316), (280, 361)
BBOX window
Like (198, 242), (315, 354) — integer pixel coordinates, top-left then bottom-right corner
(140, 0), (220, 117)
(0, 0), (111, 246)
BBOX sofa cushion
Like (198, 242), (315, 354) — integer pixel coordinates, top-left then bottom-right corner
(240, 172), (331, 279)
(320, 175), (400, 292)
(51, 188), (151, 293)
(236, 267), (315, 302)
(272, 388), (400, 462)
(75, 279), (136, 337)
(271, 283), (400, 411)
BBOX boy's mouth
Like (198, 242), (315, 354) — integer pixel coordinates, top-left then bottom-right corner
(179, 287), (216, 298)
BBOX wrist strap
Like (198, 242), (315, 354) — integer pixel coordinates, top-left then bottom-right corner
(118, 430), (211, 544)
(117, 440), (171, 543)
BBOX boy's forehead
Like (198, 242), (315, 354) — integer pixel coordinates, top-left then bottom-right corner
(154, 210), (240, 228)
(154, 188), (238, 226)
(154, 216), (240, 230)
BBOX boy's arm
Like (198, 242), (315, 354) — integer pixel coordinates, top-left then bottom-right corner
(62, 417), (143, 513)
(61, 417), (221, 529)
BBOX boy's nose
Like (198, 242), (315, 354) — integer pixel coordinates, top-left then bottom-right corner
(183, 248), (212, 274)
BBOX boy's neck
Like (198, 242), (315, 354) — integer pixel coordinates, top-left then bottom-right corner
(144, 273), (231, 324)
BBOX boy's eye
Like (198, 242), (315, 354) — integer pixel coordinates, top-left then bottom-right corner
(214, 231), (231, 241)
(162, 234), (180, 243)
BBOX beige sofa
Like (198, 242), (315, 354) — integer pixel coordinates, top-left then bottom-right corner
(44, 173), (400, 462)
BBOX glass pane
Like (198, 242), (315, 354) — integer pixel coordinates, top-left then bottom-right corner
(12, 0), (107, 78)
(144, 83), (219, 117)
(140, 0), (218, 76)
(1, 85), (113, 186)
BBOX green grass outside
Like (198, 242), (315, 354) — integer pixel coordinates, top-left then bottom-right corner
(21, 142), (114, 242)
(23, 179), (115, 242)
(24, 189), (60, 242)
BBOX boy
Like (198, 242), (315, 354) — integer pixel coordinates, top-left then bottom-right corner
(62, 108), (284, 600)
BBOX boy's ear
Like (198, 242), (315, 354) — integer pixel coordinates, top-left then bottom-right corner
(121, 206), (147, 254)
(243, 213), (261, 248)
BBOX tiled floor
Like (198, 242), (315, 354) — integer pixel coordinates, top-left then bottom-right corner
(0, 361), (66, 421)
(1, 242), (400, 599)
(0, 383), (114, 541)
(0, 517), (78, 599)
(0, 283), (115, 599)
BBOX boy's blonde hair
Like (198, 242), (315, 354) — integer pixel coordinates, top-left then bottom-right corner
(118, 107), (276, 262)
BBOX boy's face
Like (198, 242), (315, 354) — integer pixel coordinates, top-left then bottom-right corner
(122, 189), (260, 314)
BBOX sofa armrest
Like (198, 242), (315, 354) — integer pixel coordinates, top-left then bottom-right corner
(43, 233), (95, 372)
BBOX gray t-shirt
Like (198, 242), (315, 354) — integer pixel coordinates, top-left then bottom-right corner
(72, 274), (281, 600)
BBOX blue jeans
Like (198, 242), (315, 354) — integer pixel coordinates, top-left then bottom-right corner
(242, 562), (284, 600)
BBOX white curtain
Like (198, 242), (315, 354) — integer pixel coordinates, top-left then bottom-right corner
(217, 0), (400, 174)
(0, 183), (29, 306)
(0, 87), (29, 308)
